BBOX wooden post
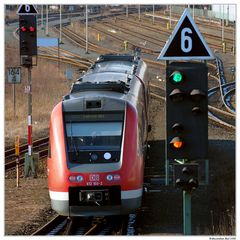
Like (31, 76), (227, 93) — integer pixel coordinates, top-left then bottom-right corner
(15, 135), (20, 187)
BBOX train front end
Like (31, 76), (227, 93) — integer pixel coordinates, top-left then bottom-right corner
(48, 54), (147, 216)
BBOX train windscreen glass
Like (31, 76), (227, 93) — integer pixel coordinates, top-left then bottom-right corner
(64, 112), (124, 163)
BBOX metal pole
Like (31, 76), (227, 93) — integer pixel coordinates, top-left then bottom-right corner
(27, 67), (32, 157)
(41, 5), (43, 29)
(46, 5), (48, 36)
(193, 5), (194, 19)
(205, 160), (209, 185)
(169, 5), (172, 29)
(58, 38), (60, 69)
(152, 5), (155, 24)
(222, 5), (224, 43)
(16, 157), (19, 187)
(233, 20), (235, 55)
(138, 5), (140, 21)
(13, 83), (16, 120)
(183, 191), (192, 235)
(126, 5), (128, 18)
(165, 159), (169, 185)
(15, 135), (20, 186)
(219, 4), (221, 24)
(226, 5), (229, 26)
(60, 5), (62, 43)
(85, 4), (88, 54)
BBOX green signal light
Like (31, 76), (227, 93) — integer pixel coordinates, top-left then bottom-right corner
(172, 71), (183, 83)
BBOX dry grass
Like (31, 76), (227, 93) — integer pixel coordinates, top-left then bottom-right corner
(207, 207), (235, 235)
(5, 9), (18, 22)
(5, 46), (70, 147)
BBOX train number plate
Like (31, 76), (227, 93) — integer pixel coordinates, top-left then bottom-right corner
(86, 174), (102, 186)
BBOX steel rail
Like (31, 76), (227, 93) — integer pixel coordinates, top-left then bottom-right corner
(5, 137), (49, 171)
(117, 15), (233, 51)
(5, 137), (49, 159)
(32, 215), (68, 235)
(101, 20), (166, 45)
(160, 10), (234, 35)
(5, 147), (48, 171)
(88, 23), (160, 55)
(223, 88), (236, 113)
(52, 47), (94, 64)
(58, 26), (116, 54)
(38, 54), (90, 69)
(215, 57), (235, 115)
(56, 25), (164, 68)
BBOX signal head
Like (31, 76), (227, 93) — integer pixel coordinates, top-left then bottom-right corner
(188, 178), (199, 189)
(170, 71), (183, 83)
(29, 26), (36, 32)
(172, 123), (183, 133)
(169, 89), (185, 102)
(192, 106), (203, 115)
(190, 89), (206, 101)
(170, 136), (184, 149)
(21, 26), (27, 32)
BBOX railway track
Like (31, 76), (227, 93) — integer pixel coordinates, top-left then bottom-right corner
(56, 26), (115, 54)
(54, 24), (165, 69)
(5, 137), (49, 171)
(117, 15), (233, 52)
(215, 56), (236, 114)
(89, 22), (160, 55)
(162, 9), (235, 34)
(57, 18), (218, 74)
(32, 214), (136, 236)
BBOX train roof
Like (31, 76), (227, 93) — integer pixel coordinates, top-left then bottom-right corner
(66, 54), (144, 97)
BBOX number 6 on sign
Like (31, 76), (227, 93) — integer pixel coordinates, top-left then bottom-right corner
(157, 9), (215, 60)
(181, 28), (192, 53)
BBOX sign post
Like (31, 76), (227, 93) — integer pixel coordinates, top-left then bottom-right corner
(15, 135), (20, 187)
(157, 9), (215, 235)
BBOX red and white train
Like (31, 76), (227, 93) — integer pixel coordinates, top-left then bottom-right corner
(48, 54), (149, 216)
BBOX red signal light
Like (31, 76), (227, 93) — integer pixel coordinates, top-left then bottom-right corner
(21, 26), (27, 32)
(173, 141), (183, 149)
(170, 137), (184, 149)
(29, 26), (35, 32)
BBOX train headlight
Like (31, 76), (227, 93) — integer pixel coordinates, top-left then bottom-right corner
(106, 174), (120, 181)
(113, 174), (120, 181)
(69, 175), (76, 182)
(69, 175), (84, 182)
(106, 175), (113, 181)
(76, 175), (84, 182)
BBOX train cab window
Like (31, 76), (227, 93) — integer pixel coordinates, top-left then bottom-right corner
(64, 112), (124, 164)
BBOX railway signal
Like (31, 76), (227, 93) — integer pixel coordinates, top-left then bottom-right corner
(174, 164), (199, 191)
(19, 15), (37, 57)
(166, 62), (208, 160)
(157, 8), (215, 235)
(17, 5), (38, 178)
